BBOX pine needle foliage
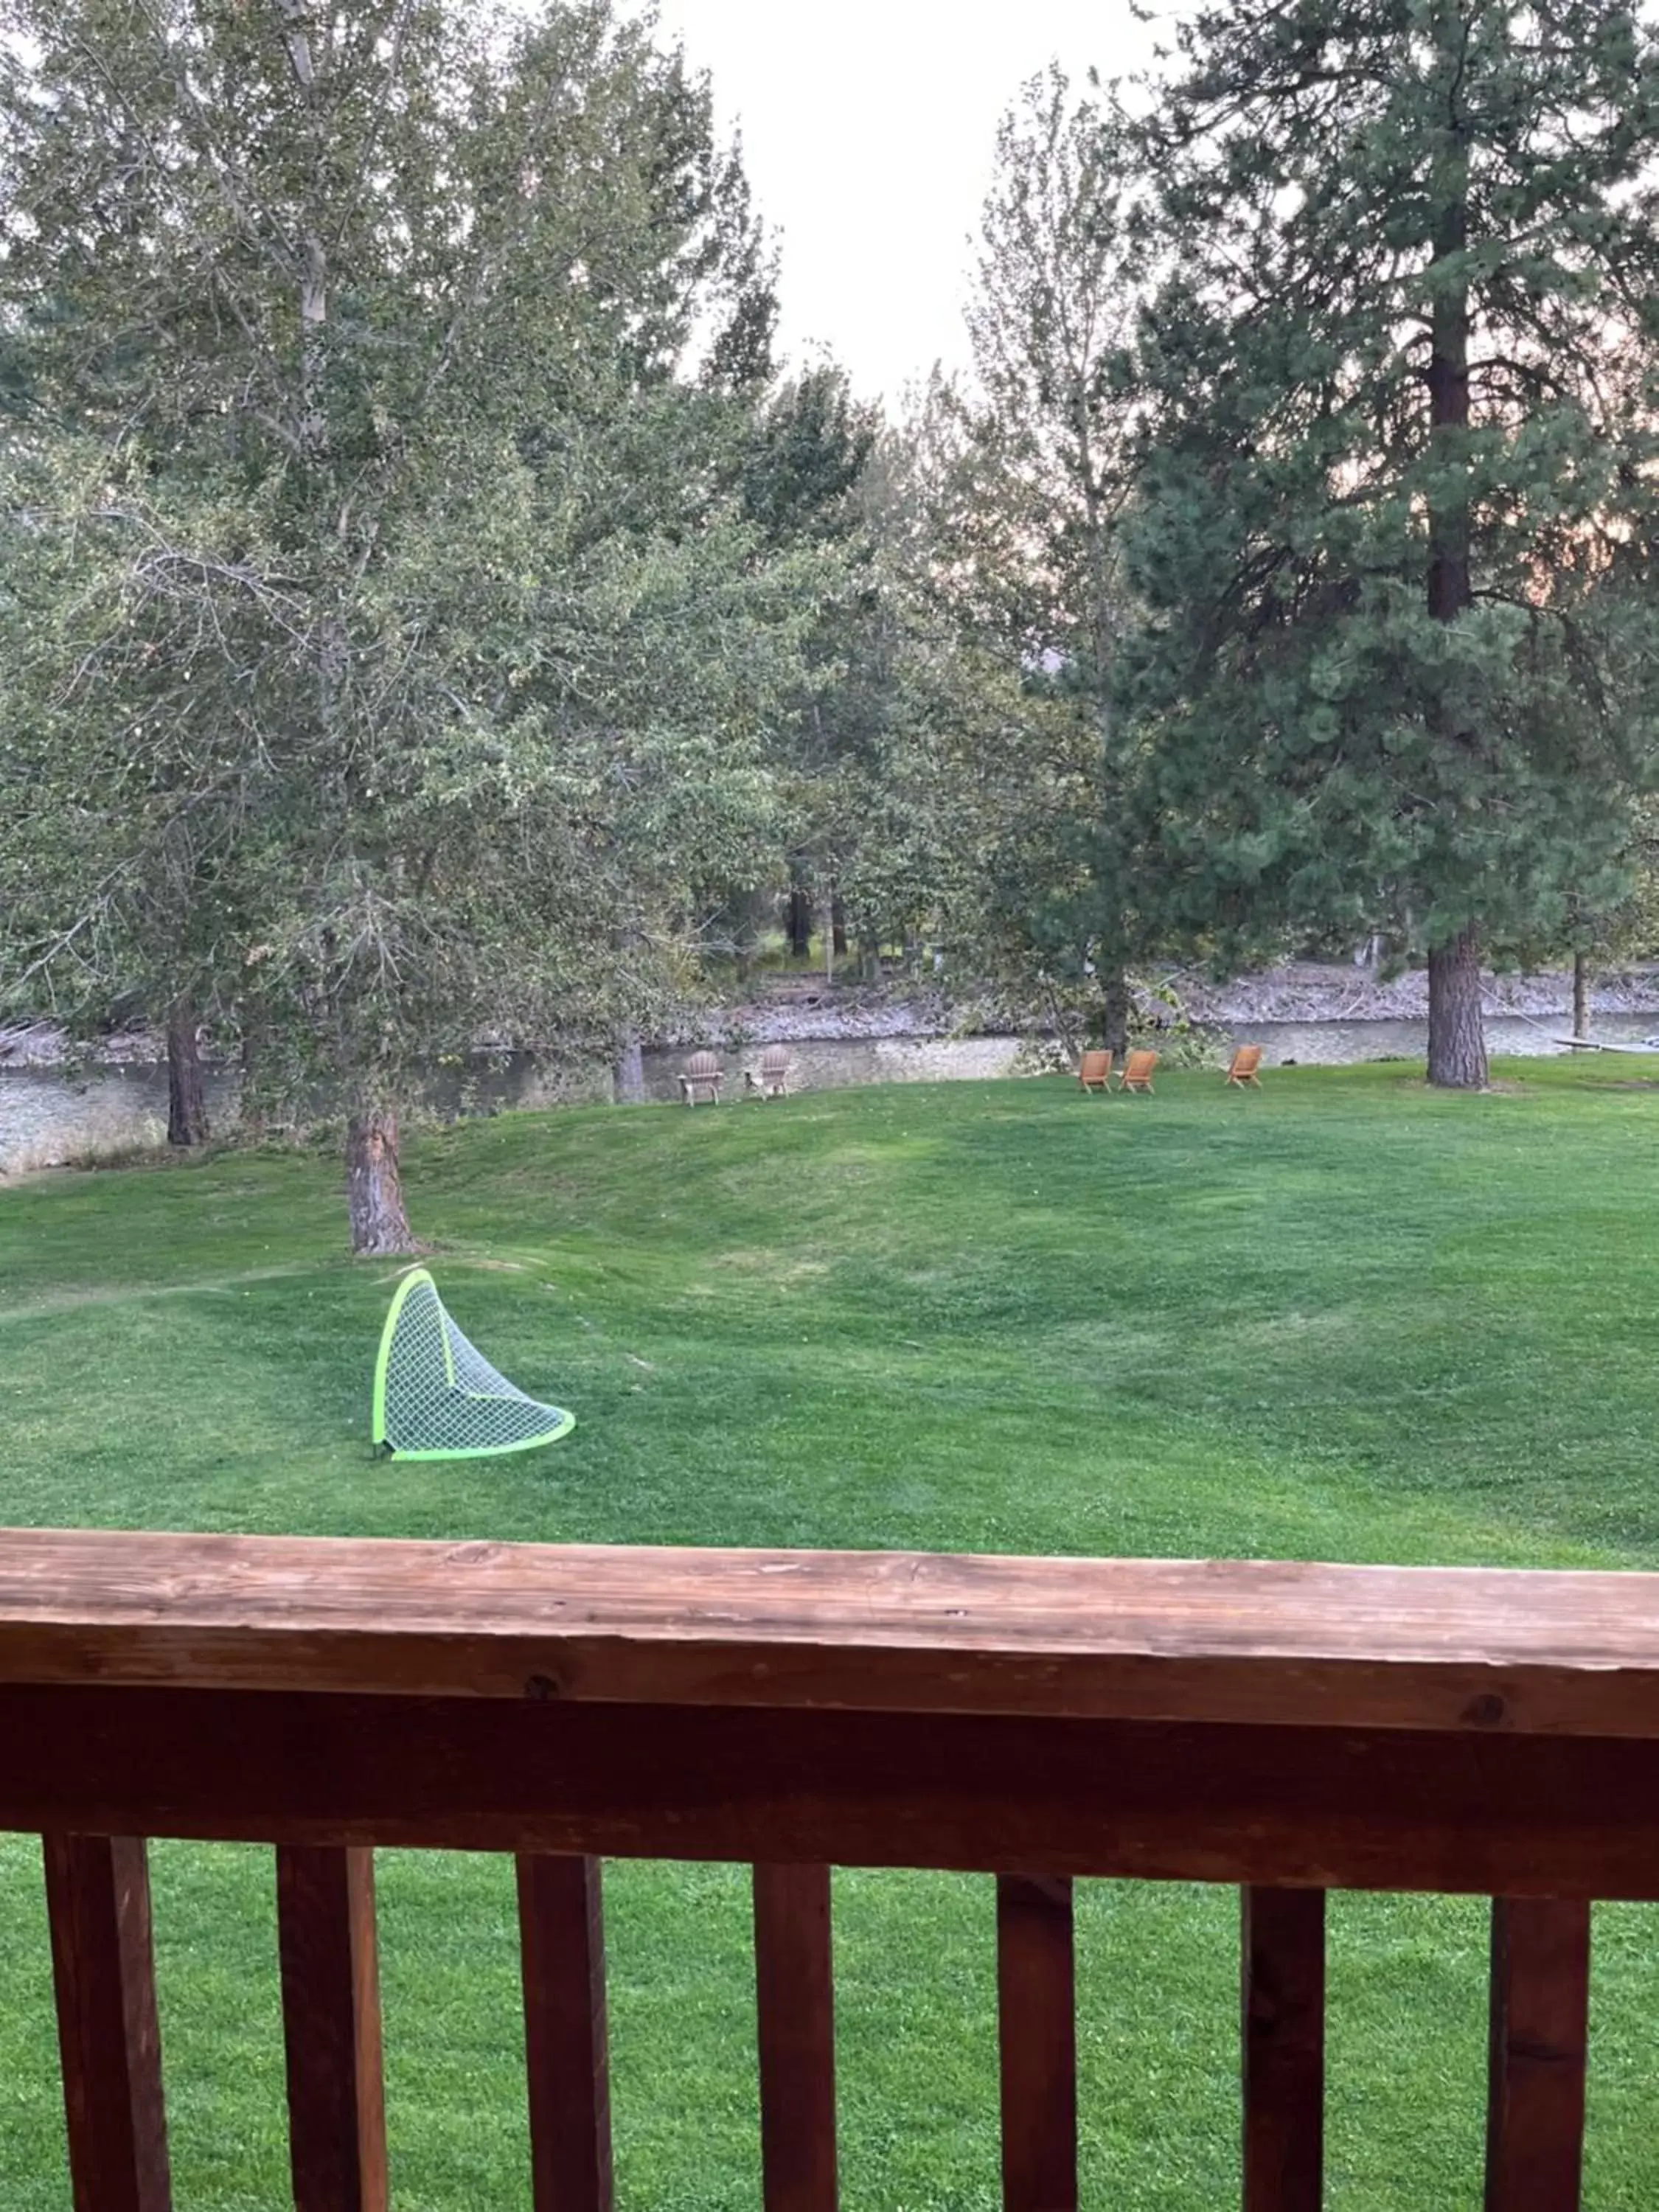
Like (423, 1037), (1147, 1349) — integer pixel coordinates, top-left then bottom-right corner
(1123, 0), (1659, 1083)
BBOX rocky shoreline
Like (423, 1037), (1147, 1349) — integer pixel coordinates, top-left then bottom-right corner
(1168, 960), (1659, 1025)
(709, 961), (1659, 1047)
(7, 961), (1659, 1068)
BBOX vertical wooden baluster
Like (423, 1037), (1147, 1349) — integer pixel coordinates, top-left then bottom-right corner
(517, 1854), (613, 2212)
(275, 1845), (388, 2212)
(1484, 1897), (1590, 2212)
(1000, 1876), (1079, 2203)
(996, 1874), (1077, 2212)
(1242, 1885), (1325, 2212)
(754, 1863), (838, 2212)
(43, 1833), (172, 2212)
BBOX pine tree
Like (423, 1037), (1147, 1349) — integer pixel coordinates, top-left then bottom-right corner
(1126, 0), (1659, 1083)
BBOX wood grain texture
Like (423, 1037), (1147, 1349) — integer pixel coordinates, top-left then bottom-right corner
(42, 1834), (171, 2212)
(275, 1846), (388, 2212)
(517, 1855), (613, 2212)
(754, 1864), (838, 2212)
(6, 1528), (1659, 1738)
(1242, 1887), (1324, 2212)
(997, 1874), (1076, 2212)
(1484, 1898), (1590, 2212)
(10, 1690), (1659, 1896)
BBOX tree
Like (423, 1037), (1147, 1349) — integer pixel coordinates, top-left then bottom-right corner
(813, 383), (1095, 1033)
(1124, 0), (1659, 1085)
(797, 424), (984, 981)
(0, 0), (818, 1245)
(1554, 795), (1659, 1034)
(734, 363), (886, 970)
(949, 72), (1159, 1054)
(0, 433), (260, 1146)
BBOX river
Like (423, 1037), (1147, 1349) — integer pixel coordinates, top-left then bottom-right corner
(6, 1013), (1658, 1174)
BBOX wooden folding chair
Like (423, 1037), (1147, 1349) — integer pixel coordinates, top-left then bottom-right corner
(1119, 1049), (1159, 1093)
(1077, 1049), (1114, 1093)
(1225, 1045), (1265, 1087)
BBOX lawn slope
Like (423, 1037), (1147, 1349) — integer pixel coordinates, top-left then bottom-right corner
(4, 1063), (1659, 2209)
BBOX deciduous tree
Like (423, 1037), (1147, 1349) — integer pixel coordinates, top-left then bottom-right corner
(0, 0), (817, 1244)
(951, 71), (1160, 1054)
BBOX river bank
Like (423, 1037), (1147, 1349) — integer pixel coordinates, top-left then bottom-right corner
(692, 959), (1659, 1047)
(7, 963), (1659, 1172)
(7, 960), (1658, 1071)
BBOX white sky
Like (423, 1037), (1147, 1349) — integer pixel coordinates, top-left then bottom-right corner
(644, 0), (1163, 410)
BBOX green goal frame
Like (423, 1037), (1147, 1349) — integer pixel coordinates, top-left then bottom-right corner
(372, 1267), (576, 1461)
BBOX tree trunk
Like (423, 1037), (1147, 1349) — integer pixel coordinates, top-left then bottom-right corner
(729, 889), (762, 985)
(858, 932), (883, 985)
(787, 888), (813, 960)
(1423, 55), (1484, 1091)
(831, 896), (847, 958)
(345, 1109), (416, 1255)
(1099, 969), (1131, 1060)
(822, 897), (835, 987)
(1572, 952), (1590, 1042)
(613, 1032), (646, 1104)
(1427, 929), (1488, 1088)
(166, 999), (209, 1148)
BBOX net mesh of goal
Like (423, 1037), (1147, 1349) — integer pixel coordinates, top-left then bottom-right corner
(372, 1268), (575, 1461)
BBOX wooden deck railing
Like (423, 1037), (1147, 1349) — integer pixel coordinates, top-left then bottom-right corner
(3, 1529), (1658, 2212)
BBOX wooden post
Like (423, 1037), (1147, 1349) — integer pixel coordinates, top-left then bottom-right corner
(275, 1845), (388, 2212)
(996, 1873), (1077, 2212)
(754, 1863), (838, 2212)
(517, 1854), (613, 2212)
(1485, 1897), (1590, 2212)
(1242, 1886), (1325, 2212)
(43, 1833), (172, 2212)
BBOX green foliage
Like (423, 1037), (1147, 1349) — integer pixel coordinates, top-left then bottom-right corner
(933, 73), (1166, 1041)
(734, 364), (969, 964)
(1559, 796), (1659, 967)
(1122, 0), (1659, 979)
(964, 67), (1143, 683)
(740, 363), (876, 549)
(0, 0), (829, 1180)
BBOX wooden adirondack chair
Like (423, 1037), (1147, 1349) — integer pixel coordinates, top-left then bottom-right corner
(679, 1051), (723, 1105)
(1119, 1049), (1159, 1093)
(1077, 1050), (1114, 1093)
(745, 1046), (793, 1099)
(1225, 1045), (1265, 1087)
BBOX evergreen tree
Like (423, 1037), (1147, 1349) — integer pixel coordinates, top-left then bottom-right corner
(1125, 0), (1659, 1083)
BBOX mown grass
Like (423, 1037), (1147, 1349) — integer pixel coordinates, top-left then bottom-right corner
(4, 1061), (1659, 2208)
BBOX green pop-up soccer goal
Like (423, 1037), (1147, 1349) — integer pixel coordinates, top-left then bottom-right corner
(372, 1267), (575, 1461)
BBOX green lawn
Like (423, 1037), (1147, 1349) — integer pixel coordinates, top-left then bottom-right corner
(4, 1061), (1659, 2208)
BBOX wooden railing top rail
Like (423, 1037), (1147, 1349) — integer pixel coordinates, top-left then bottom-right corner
(4, 1526), (1659, 1737)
